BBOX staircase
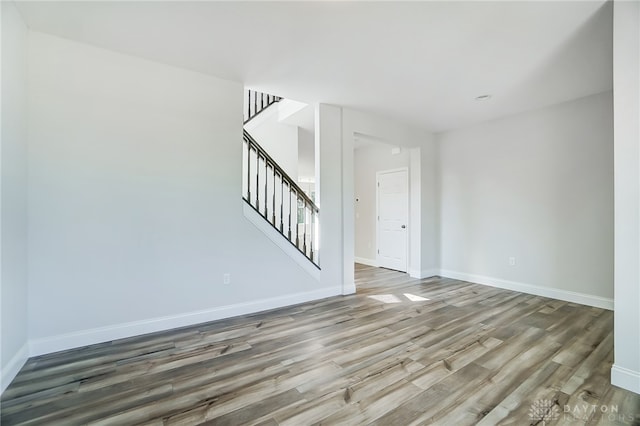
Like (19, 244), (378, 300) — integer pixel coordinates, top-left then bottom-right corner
(242, 90), (320, 268)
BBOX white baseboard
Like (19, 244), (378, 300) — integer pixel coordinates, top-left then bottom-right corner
(1, 343), (29, 394)
(611, 364), (640, 394)
(439, 269), (614, 310)
(354, 256), (377, 267)
(409, 268), (440, 279)
(342, 282), (356, 295)
(243, 202), (320, 281)
(29, 286), (342, 356)
(356, 259), (438, 280)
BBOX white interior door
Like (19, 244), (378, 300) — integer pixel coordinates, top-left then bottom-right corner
(377, 169), (408, 272)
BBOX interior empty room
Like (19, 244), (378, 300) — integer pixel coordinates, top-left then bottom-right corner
(1, 0), (639, 424)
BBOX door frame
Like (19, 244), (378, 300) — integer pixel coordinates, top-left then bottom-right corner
(376, 167), (409, 272)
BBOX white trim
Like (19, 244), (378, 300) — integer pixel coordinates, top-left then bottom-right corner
(243, 202), (320, 281)
(354, 256), (377, 267)
(439, 269), (614, 310)
(611, 364), (640, 394)
(409, 268), (440, 279)
(29, 286), (342, 356)
(342, 283), (356, 295)
(376, 167), (409, 273)
(1, 343), (28, 394)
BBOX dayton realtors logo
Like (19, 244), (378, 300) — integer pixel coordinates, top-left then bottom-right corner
(528, 399), (560, 424)
(529, 400), (638, 424)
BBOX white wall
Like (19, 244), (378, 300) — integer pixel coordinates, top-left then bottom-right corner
(26, 32), (334, 355)
(1, 1), (30, 393)
(417, 140), (440, 278)
(354, 144), (410, 264)
(298, 127), (315, 184)
(438, 91), (614, 308)
(316, 104), (348, 293)
(244, 103), (299, 181)
(612, 0), (640, 395)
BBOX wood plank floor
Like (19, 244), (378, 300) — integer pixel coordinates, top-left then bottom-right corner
(2, 264), (639, 425)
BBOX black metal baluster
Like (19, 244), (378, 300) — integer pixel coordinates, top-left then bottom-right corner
(272, 167), (276, 225)
(310, 216), (314, 262)
(294, 190), (299, 248)
(287, 182), (292, 240)
(246, 140), (251, 202)
(264, 160), (268, 217)
(279, 173), (284, 232)
(255, 152), (260, 211)
(303, 200), (307, 255)
(253, 90), (257, 120)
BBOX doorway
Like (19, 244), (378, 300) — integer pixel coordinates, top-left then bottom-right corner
(376, 168), (408, 272)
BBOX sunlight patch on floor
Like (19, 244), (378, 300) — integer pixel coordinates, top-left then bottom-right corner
(404, 293), (429, 302)
(368, 294), (402, 303)
(368, 293), (430, 303)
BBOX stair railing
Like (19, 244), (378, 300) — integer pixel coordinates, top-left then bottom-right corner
(242, 129), (319, 267)
(244, 90), (282, 124)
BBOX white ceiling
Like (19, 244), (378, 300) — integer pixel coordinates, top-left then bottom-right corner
(15, 1), (613, 133)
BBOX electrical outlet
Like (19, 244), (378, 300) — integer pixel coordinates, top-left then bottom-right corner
(223, 273), (231, 284)
(509, 257), (516, 266)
